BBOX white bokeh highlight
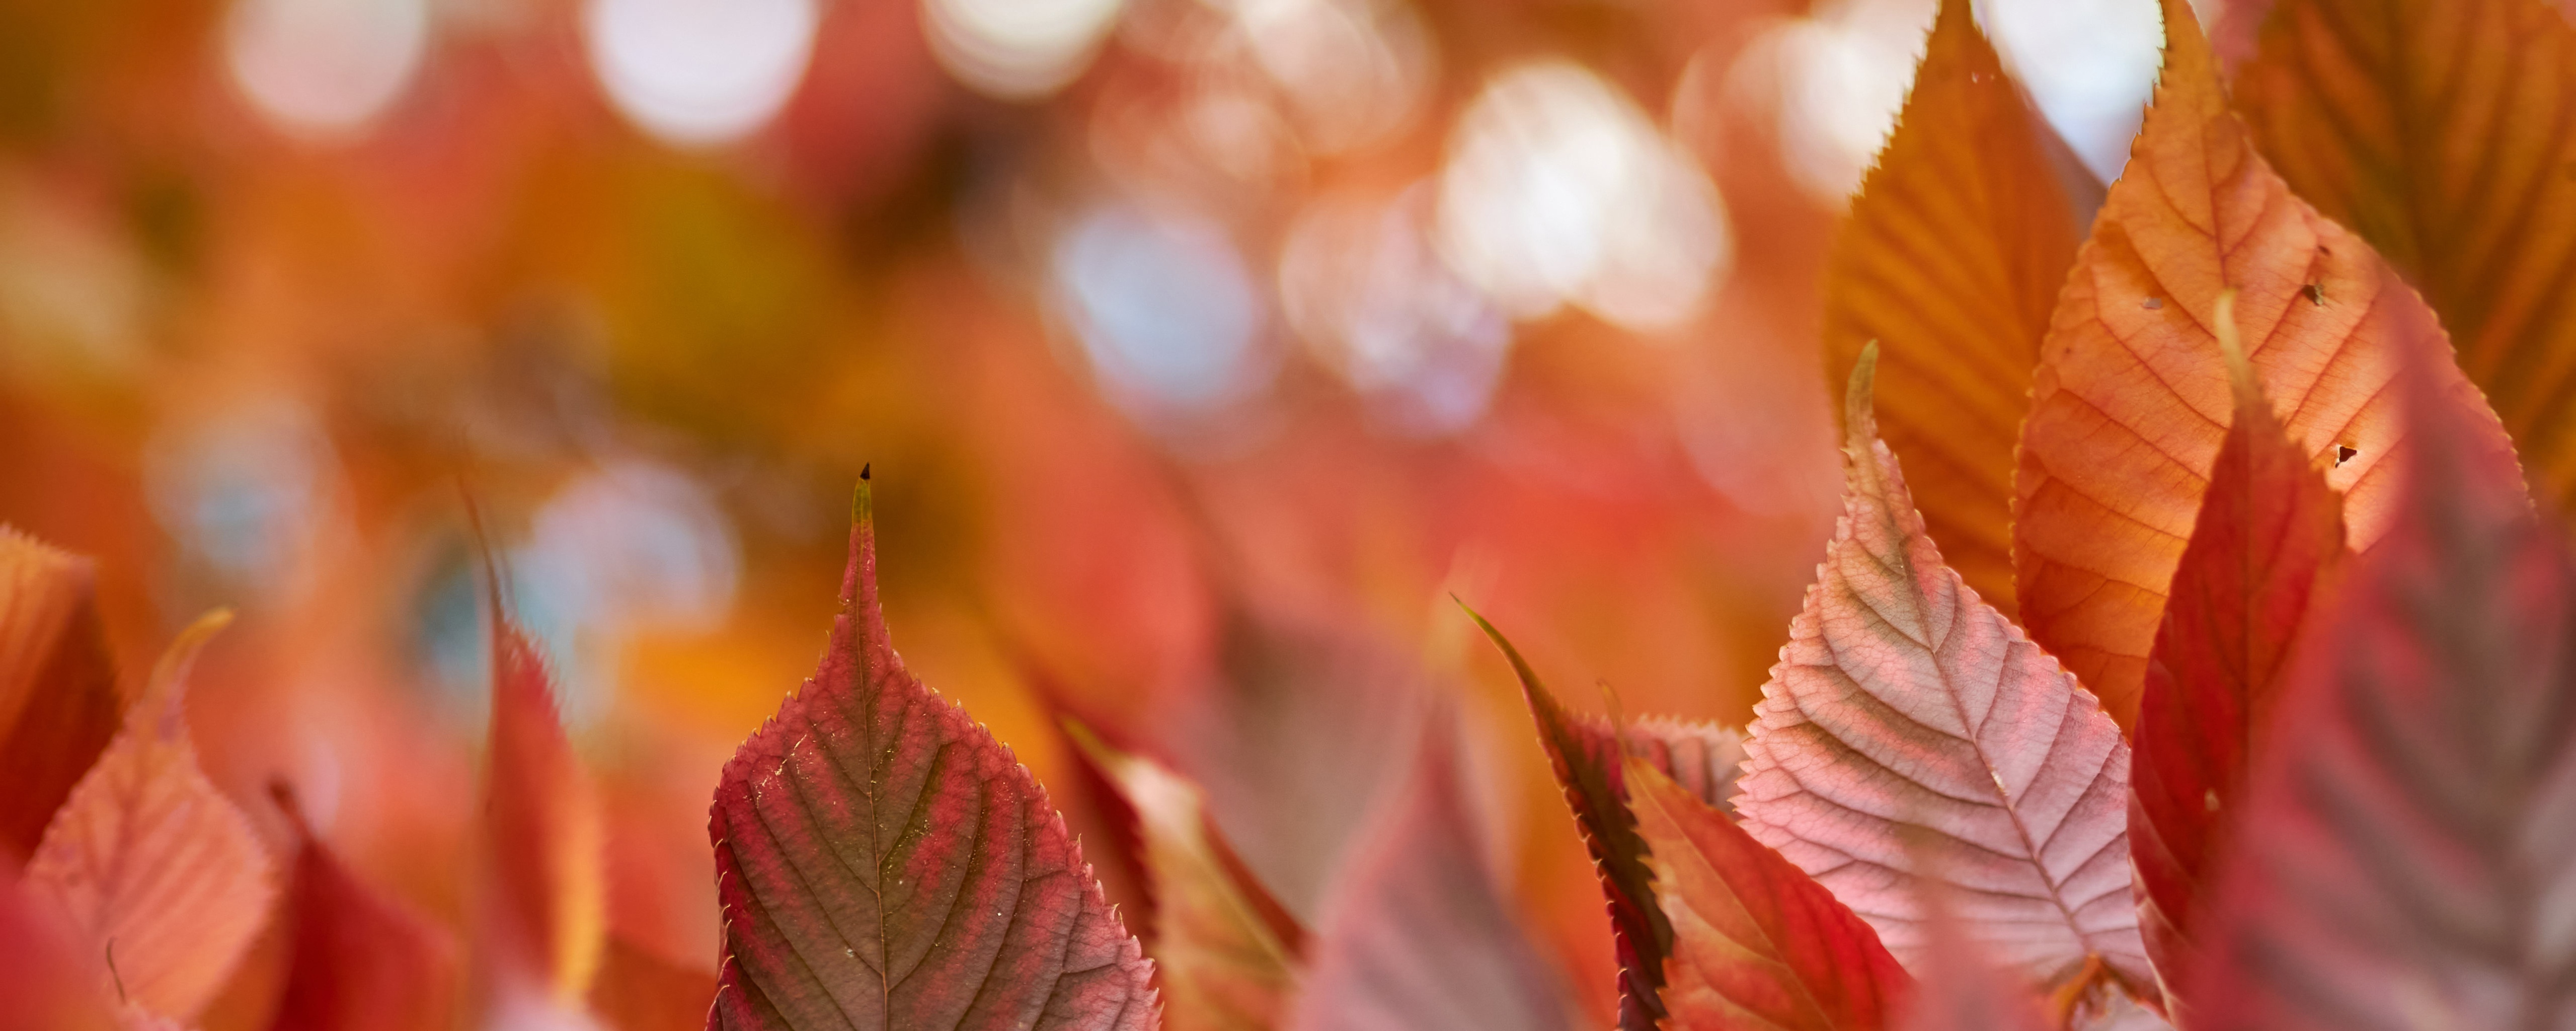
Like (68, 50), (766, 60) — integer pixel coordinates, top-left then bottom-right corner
(1053, 203), (1272, 420)
(585, 0), (820, 146)
(925, 0), (1128, 100)
(1435, 60), (1732, 331)
(224, 0), (430, 138)
(1279, 187), (1510, 434)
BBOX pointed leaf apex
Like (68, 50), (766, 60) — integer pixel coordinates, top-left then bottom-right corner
(1845, 341), (1882, 449)
(142, 610), (231, 730)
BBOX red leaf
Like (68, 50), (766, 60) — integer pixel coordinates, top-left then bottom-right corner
(2182, 336), (2570, 1027)
(1627, 757), (1910, 1031)
(25, 611), (276, 1023)
(1734, 349), (2147, 993)
(2126, 294), (2347, 996)
(1468, 607), (1744, 1031)
(267, 786), (461, 1031)
(707, 480), (1158, 1031)
(0, 529), (123, 860)
(1287, 708), (1579, 1031)
(479, 599), (606, 1011)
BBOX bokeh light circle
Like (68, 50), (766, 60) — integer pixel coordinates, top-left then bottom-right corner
(584, 0), (821, 146)
(925, 0), (1128, 100)
(224, 0), (431, 138)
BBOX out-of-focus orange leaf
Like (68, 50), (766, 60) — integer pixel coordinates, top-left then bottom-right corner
(2011, 0), (2518, 728)
(1627, 757), (1909, 1031)
(1891, 884), (2049, 1031)
(705, 479), (1158, 1030)
(1737, 350), (2147, 993)
(1818, 0), (2081, 617)
(0, 528), (122, 860)
(478, 602), (606, 1014)
(266, 784), (460, 1031)
(1286, 710), (1578, 1031)
(0, 875), (114, 1031)
(588, 935), (716, 1031)
(25, 611), (275, 1023)
(2127, 294), (2346, 998)
(2234, 0), (2576, 508)
(2182, 345), (2566, 1029)
(1470, 606), (1743, 1031)
(1070, 723), (1301, 1031)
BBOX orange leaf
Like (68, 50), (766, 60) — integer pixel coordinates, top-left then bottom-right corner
(267, 786), (461, 1031)
(477, 605), (606, 1013)
(2234, 0), (2576, 508)
(0, 529), (123, 860)
(1736, 349), (2147, 993)
(1071, 724), (1301, 1031)
(2126, 294), (2346, 997)
(1819, 0), (2082, 617)
(2011, 0), (2518, 728)
(1628, 758), (1910, 1031)
(25, 611), (276, 1023)
(588, 935), (717, 1031)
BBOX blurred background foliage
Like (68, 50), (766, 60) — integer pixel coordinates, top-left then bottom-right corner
(0, 0), (2173, 1021)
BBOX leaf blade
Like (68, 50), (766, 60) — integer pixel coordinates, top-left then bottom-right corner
(2126, 313), (2347, 995)
(1628, 758), (1910, 1031)
(2235, 0), (2576, 509)
(1737, 350), (2148, 993)
(268, 787), (461, 1031)
(0, 529), (123, 860)
(1820, 0), (2082, 616)
(25, 612), (276, 1023)
(2010, 0), (2520, 728)
(479, 606), (606, 1009)
(707, 482), (1158, 1031)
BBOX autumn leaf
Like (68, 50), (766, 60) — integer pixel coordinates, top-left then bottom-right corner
(590, 936), (718, 1031)
(2125, 292), (2347, 998)
(1286, 707), (1579, 1031)
(25, 611), (276, 1023)
(1890, 881), (2047, 1031)
(1735, 348), (2147, 994)
(2181, 337), (2573, 1027)
(0, 529), (123, 860)
(2234, 0), (2576, 509)
(1625, 757), (1910, 1031)
(478, 593), (606, 1012)
(1069, 723), (1301, 1031)
(706, 477), (1159, 1031)
(0, 877), (115, 1031)
(267, 784), (461, 1031)
(2010, 0), (2518, 728)
(1818, 0), (2082, 617)
(1467, 605), (1744, 1031)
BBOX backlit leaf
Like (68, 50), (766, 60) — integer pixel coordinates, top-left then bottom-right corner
(1286, 709), (1578, 1031)
(479, 599), (606, 1010)
(0, 876), (115, 1031)
(267, 785), (461, 1031)
(1628, 757), (1910, 1031)
(1736, 348), (2147, 993)
(1468, 606), (1744, 1031)
(1820, 0), (2082, 616)
(2010, 0), (2518, 727)
(2234, 0), (2576, 509)
(25, 611), (276, 1023)
(2182, 340), (2576, 1027)
(0, 528), (122, 860)
(1068, 723), (1300, 1031)
(707, 479), (1159, 1031)
(2126, 294), (2346, 996)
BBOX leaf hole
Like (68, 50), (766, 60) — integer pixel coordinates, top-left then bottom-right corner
(2141, 296), (2164, 310)
(2335, 444), (2359, 466)
(2302, 283), (2324, 307)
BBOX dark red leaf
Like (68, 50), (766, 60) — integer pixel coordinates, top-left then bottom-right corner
(479, 601), (605, 1012)
(1467, 606), (1743, 1031)
(707, 482), (1158, 1031)
(2127, 297), (2346, 997)
(268, 786), (460, 1031)
(0, 529), (123, 861)
(2183, 335), (2567, 1028)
